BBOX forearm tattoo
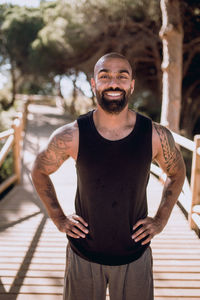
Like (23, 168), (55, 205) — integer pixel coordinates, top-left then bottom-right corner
(154, 123), (182, 174)
(45, 181), (60, 209)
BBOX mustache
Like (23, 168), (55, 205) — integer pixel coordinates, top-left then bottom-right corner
(102, 88), (125, 94)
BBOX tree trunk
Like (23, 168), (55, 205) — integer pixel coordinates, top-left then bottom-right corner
(70, 74), (78, 116)
(10, 59), (17, 106)
(159, 0), (183, 132)
(2, 59), (17, 110)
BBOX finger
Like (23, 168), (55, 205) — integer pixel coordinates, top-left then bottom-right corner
(141, 235), (152, 245)
(71, 226), (87, 238)
(132, 226), (146, 239)
(66, 230), (80, 239)
(133, 219), (146, 230)
(134, 230), (149, 242)
(72, 220), (89, 234)
(73, 215), (88, 227)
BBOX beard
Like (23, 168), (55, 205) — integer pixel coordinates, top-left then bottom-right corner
(95, 88), (131, 114)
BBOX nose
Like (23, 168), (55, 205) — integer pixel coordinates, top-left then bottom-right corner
(108, 78), (120, 90)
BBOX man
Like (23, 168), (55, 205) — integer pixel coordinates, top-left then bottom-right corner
(31, 52), (186, 300)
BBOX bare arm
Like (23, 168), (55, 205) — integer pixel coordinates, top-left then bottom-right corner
(132, 123), (186, 245)
(31, 122), (89, 238)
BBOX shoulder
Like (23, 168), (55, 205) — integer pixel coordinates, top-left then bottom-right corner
(152, 122), (185, 176)
(48, 120), (79, 156)
(33, 121), (79, 174)
(50, 120), (78, 143)
(152, 122), (174, 146)
(152, 122), (175, 160)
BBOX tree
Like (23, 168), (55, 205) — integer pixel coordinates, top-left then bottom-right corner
(159, 0), (183, 132)
(180, 0), (200, 137)
(0, 0), (200, 136)
(32, 0), (162, 114)
(0, 4), (44, 108)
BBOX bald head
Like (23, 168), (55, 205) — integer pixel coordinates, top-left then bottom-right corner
(94, 52), (133, 78)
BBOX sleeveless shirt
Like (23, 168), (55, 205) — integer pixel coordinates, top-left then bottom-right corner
(68, 110), (152, 266)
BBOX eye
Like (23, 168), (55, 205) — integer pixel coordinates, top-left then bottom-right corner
(118, 75), (128, 79)
(100, 75), (108, 78)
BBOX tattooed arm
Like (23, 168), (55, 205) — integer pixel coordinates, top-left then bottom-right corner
(31, 121), (89, 238)
(132, 123), (186, 245)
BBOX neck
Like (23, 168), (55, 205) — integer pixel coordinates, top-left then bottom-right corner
(93, 105), (132, 130)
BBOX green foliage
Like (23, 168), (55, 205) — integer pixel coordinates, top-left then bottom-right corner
(0, 0), (199, 136)
(1, 5), (44, 74)
(0, 92), (22, 131)
(30, 0), (160, 75)
(0, 149), (13, 184)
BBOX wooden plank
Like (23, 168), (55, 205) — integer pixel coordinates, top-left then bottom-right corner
(152, 248), (200, 254)
(0, 252), (66, 258)
(0, 258), (65, 264)
(0, 285), (63, 294)
(0, 270), (64, 277)
(154, 288), (200, 297)
(154, 273), (200, 280)
(154, 280), (200, 288)
(0, 277), (63, 285)
(154, 296), (199, 300)
(0, 264), (65, 271)
(153, 266), (200, 272)
(0, 295), (63, 300)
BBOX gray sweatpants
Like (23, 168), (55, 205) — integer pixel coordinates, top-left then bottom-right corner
(63, 246), (154, 300)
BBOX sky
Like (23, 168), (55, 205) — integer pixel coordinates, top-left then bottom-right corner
(0, 0), (49, 7)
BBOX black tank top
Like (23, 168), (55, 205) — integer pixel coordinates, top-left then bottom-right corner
(68, 110), (152, 265)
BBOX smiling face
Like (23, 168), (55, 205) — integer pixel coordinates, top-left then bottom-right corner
(91, 56), (135, 114)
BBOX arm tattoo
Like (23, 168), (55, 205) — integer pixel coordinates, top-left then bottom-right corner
(37, 178), (60, 210)
(154, 123), (182, 174)
(37, 127), (73, 173)
(45, 181), (59, 209)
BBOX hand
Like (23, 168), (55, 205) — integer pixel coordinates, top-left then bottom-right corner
(53, 214), (89, 238)
(132, 217), (163, 245)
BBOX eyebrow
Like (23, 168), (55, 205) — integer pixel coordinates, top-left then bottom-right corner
(98, 69), (130, 75)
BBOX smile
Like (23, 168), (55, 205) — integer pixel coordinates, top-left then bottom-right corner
(104, 91), (124, 98)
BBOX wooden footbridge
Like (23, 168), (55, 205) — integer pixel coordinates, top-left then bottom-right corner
(0, 101), (200, 299)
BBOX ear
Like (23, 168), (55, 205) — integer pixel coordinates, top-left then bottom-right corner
(130, 79), (135, 94)
(91, 78), (96, 95)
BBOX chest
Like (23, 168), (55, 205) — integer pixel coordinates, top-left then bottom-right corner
(96, 125), (134, 141)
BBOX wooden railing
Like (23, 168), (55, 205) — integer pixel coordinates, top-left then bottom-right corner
(0, 100), (29, 194)
(151, 131), (200, 235)
(0, 94), (58, 195)
(0, 94), (200, 235)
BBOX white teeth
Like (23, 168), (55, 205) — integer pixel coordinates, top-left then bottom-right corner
(106, 92), (122, 96)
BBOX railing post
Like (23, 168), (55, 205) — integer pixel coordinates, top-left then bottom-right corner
(12, 114), (23, 184)
(190, 134), (200, 230)
(22, 97), (29, 132)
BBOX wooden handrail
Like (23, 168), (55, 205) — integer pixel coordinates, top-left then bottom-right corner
(0, 99), (29, 194)
(171, 130), (195, 151)
(171, 130), (200, 156)
(190, 135), (200, 231)
(0, 129), (14, 140)
(0, 134), (14, 168)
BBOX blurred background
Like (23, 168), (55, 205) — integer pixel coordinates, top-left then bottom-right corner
(0, 0), (200, 183)
(0, 2), (200, 299)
